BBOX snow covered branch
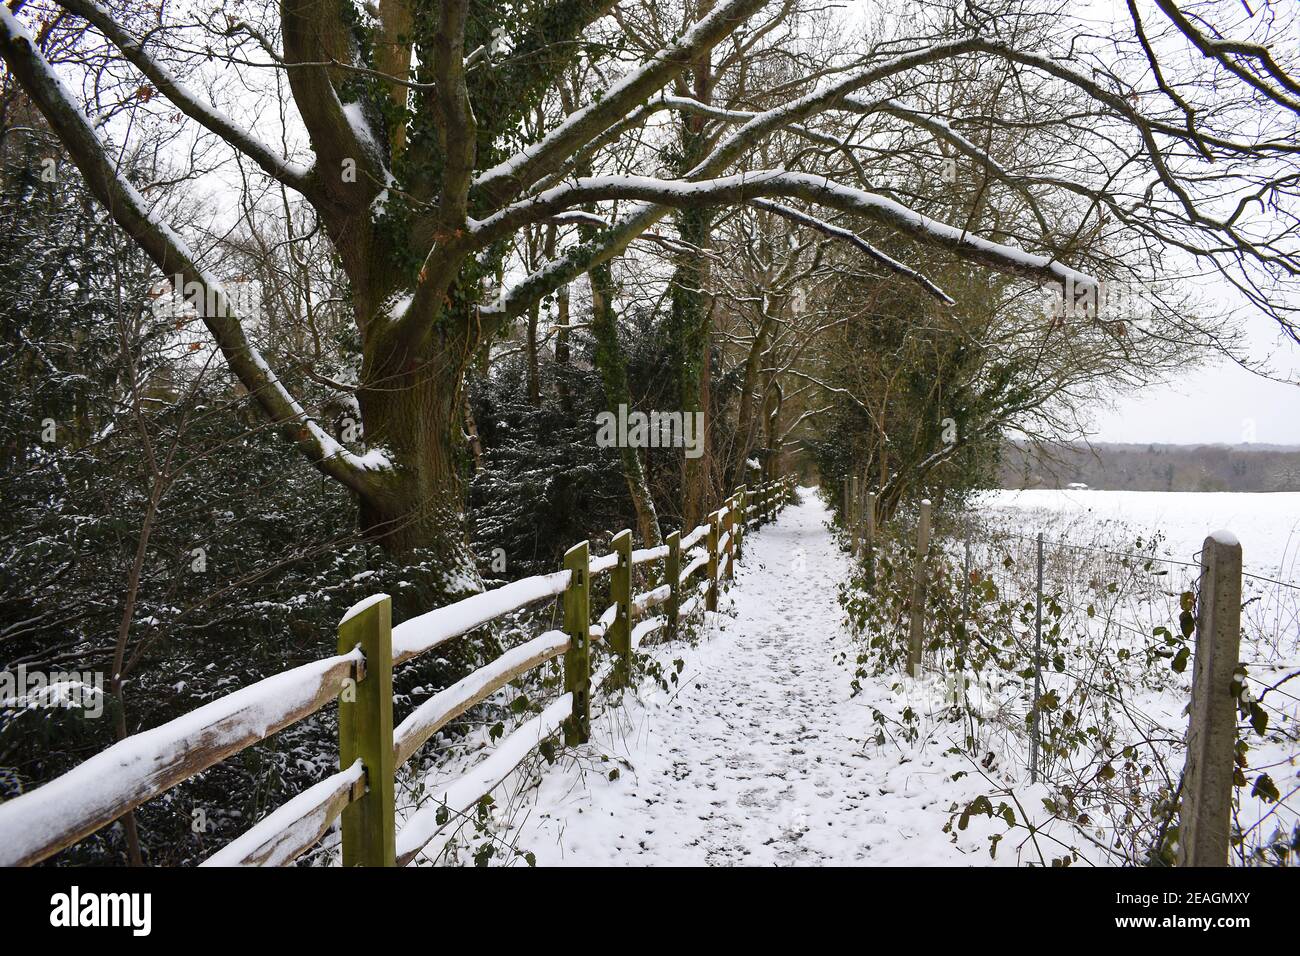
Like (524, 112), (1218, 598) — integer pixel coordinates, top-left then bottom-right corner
(56, 0), (314, 194)
(474, 170), (1099, 292)
(473, 0), (768, 204)
(748, 199), (955, 305)
(0, 6), (389, 492)
(280, 0), (390, 210)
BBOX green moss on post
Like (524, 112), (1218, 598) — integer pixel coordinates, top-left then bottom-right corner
(609, 530), (633, 688)
(563, 541), (591, 745)
(735, 485), (747, 561)
(337, 594), (396, 867)
(706, 512), (720, 611)
(666, 531), (681, 638)
(724, 496), (736, 582)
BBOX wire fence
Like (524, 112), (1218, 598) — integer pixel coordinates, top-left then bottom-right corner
(836, 484), (1299, 866)
(958, 516), (1299, 866)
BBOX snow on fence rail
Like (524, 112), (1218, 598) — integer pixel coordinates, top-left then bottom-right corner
(0, 476), (795, 867)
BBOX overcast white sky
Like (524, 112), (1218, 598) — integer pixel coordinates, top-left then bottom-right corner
(1089, 322), (1300, 446)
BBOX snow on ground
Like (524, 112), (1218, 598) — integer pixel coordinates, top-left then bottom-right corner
(505, 489), (1024, 866)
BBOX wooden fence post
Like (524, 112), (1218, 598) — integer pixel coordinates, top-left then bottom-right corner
(724, 496), (737, 582)
(609, 530), (633, 688)
(850, 475), (860, 555)
(706, 511), (720, 611)
(665, 531), (681, 637)
(906, 499), (932, 678)
(1178, 531), (1243, 867)
(735, 485), (746, 561)
(563, 541), (591, 745)
(338, 594), (396, 867)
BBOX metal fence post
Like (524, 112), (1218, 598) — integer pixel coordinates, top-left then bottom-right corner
(864, 491), (876, 586)
(961, 531), (972, 657)
(563, 541), (591, 745)
(906, 499), (932, 678)
(1030, 531), (1044, 783)
(1178, 532), (1243, 866)
(337, 594), (396, 867)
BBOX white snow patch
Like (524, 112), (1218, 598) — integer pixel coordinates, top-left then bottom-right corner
(340, 592), (390, 627)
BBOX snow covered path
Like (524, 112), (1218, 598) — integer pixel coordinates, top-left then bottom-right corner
(515, 487), (1001, 866)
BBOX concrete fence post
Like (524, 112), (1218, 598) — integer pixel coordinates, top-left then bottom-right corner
(856, 472), (868, 556)
(906, 499), (932, 678)
(1178, 531), (1243, 867)
(1030, 531), (1044, 783)
(961, 531), (972, 662)
(337, 594), (396, 867)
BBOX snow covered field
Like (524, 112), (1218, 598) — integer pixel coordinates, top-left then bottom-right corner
(975, 489), (1300, 865)
(978, 489), (1300, 578)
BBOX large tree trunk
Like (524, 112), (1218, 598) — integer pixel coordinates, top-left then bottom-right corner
(671, 204), (715, 529)
(761, 374), (782, 483)
(354, 319), (477, 594)
(730, 309), (777, 488)
(589, 264), (662, 546)
(671, 7), (717, 528)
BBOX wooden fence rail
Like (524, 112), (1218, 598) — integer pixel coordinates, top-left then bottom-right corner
(0, 475), (796, 868)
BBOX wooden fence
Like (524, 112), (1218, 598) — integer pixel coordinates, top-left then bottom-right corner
(0, 476), (796, 867)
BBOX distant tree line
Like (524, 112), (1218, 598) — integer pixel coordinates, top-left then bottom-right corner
(998, 442), (1300, 493)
